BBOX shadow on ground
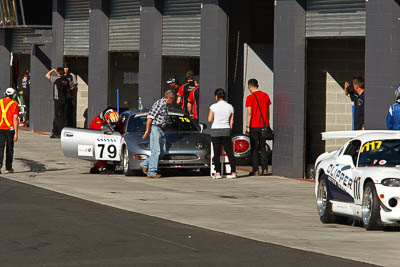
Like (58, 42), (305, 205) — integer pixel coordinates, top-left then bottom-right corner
(14, 158), (69, 175)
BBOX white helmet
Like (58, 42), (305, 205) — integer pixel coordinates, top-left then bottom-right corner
(4, 88), (16, 97)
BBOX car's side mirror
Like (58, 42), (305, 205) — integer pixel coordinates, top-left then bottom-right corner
(337, 155), (355, 168)
(199, 123), (207, 133)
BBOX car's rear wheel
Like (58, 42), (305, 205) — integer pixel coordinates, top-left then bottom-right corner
(232, 134), (251, 158)
(362, 182), (381, 230)
(317, 175), (336, 223)
(123, 146), (134, 176)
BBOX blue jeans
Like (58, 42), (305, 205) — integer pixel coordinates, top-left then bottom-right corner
(140, 125), (166, 176)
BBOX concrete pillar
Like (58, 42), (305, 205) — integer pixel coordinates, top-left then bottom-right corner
(88, 0), (109, 122)
(199, 0), (228, 127)
(365, 0), (400, 129)
(0, 29), (11, 93)
(272, 0), (306, 178)
(30, 44), (53, 132)
(52, 0), (64, 68)
(139, 0), (163, 109)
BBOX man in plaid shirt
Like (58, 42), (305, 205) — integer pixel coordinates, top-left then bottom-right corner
(140, 90), (175, 178)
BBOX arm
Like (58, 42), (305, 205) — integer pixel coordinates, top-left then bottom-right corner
(230, 113), (234, 130)
(176, 96), (182, 105)
(13, 114), (18, 142)
(45, 69), (56, 80)
(208, 109), (214, 123)
(142, 118), (153, 139)
(187, 102), (193, 117)
(246, 107), (252, 134)
(344, 81), (350, 96)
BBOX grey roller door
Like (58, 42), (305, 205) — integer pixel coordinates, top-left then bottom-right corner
(11, 28), (34, 53)
(162, 0), (201, 57)
(64, 0), (90, 56)
(109, 0), (141, 51)
(306, 0), (366, 37)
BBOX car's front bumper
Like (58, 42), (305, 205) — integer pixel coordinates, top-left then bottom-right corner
(376, 184), (400, 224)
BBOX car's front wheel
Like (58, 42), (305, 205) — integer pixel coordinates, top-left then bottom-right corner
(362, 182), (381, 230)
(317, 175), (336, 223)
(122, 146), (134, 176)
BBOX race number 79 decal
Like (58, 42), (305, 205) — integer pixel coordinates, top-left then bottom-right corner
(95, 135), (121, 161)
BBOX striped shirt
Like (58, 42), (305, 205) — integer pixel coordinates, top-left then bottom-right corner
(148, 98), (168, 128)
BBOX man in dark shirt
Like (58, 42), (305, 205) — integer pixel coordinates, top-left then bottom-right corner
(176, 70), (198, 115)
(45, 67), (69, 138)
(64, 64), (78, 127)
(344, 76), (365, 130)
(166, 77), (180, 109)
(187, 85), (199, 125)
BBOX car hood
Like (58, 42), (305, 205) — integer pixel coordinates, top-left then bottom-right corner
(124, 131), (211, 151)
(357, 167), (400, 182)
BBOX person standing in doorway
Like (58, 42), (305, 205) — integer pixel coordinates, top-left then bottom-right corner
(166, 76), (180, 109)
(208, 88), (236, 179)
(21, 72), (30, 126)
(64, 63), (78, 127)
(344, 76), (365, 130)
(176, 70), (197, 115)
(45, 67), (69, 139)
(0, 88), (19, 174)
(140, 90), (175, 178)
(245, 78), (272, 176)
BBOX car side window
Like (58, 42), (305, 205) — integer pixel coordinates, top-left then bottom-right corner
(343, 140), (361, 166)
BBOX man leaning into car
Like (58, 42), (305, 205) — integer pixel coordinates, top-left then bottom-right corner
(140, 90), (175, 178)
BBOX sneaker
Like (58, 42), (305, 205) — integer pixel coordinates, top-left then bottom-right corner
(4, 169), (14, 174)
(248, 171), (258, 177)
(227, 172), (237, 179)
(50, 134), (60, 139)
(148, 173), (162, 178)
(212, 173), (222, 179)
(140, 165), (148, 175)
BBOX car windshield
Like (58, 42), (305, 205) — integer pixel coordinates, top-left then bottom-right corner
(358, 139), (400, 167)
(127, 114), (199, 133)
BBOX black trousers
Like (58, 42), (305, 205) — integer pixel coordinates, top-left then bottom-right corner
(65, 98), (75, 127)
(250, 127), (268, 172)
(0, 129), (15, 170)
(52, 100), (67, 136)
(211, 135), (236, 173)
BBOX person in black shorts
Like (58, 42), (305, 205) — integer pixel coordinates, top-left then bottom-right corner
(344, 76), (365, 130)
(176, 70), (198, 115)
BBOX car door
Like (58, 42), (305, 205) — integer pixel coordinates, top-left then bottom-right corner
(61, 127), (122, 162)
(327, 139), (360, 203)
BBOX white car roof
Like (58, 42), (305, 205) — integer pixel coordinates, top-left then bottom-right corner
(321, 130), (400, 143)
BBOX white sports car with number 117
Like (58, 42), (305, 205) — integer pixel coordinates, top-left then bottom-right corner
(315, 130), (400, 230)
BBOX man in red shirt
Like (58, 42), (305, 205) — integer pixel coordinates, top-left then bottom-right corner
(245, 79), (272, 176)
(0, 88), (19, 174)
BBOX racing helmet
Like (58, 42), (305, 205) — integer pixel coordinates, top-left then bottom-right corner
(4, 87), (16, 97)
(395, 84), (400, 103)
(104, 110), (119, 124)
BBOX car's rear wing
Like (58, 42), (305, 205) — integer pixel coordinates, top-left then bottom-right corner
(321, 130), (400, 140)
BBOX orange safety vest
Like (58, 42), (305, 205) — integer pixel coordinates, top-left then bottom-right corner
(0, 99), (17, 130)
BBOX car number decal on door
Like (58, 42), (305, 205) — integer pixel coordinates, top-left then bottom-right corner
(95, 135), (121, 161)
(354, 176), (361, 200)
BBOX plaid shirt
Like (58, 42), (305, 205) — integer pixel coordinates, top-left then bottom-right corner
(148, 98), (168, 128)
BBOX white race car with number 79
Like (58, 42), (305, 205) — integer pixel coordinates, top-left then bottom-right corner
(315, 130), (400, 230)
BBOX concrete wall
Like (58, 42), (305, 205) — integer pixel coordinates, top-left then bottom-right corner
(306, 38), (365, 163)
(76, 75), (88, 128)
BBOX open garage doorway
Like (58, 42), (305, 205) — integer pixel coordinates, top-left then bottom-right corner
(305, 38), (365, 177)
(162, 56), (199, 100)
(109, 52), (139, 111)
(228, 0), (274, 134)
(64, 56), (88, 128)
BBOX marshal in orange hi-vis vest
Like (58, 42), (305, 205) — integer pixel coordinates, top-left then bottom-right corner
(0, 98), (19, 130)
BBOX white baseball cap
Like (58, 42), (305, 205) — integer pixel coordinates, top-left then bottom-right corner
(4, 88), (16, 97)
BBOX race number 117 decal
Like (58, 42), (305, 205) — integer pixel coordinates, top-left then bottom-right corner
(360, 141), (382, 153)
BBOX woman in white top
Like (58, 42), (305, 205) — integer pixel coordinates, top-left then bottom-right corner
(208, 88), (236, 179)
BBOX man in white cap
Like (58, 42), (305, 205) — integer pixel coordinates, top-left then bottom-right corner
(0, 88), (19, 173)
